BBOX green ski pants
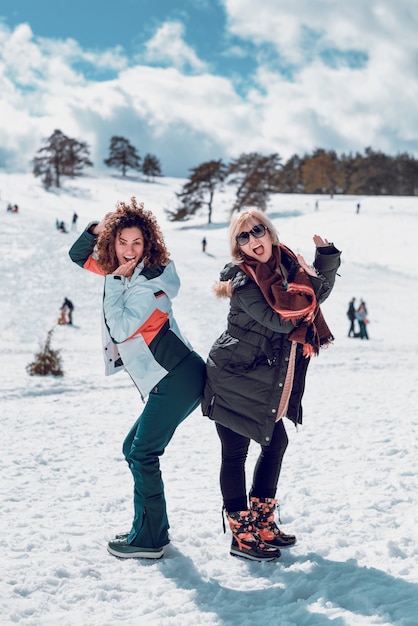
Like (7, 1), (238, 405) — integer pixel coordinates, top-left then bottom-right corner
(123, 351), (206, 548)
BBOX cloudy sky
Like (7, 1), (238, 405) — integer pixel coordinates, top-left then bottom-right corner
(1, 0), (417, 177)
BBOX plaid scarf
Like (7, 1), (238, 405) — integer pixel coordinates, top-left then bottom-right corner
(241, 245), (333, 357)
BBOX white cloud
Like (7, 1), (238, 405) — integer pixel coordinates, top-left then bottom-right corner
(222, 0), (416, 64)
(0, 3), (418, 178)
(0, 20), (250, 175)
(220, 0), (418, 156)
(141, 21), (208, 73)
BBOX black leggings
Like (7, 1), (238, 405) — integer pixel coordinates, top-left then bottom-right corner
(216, 420), (289, 513)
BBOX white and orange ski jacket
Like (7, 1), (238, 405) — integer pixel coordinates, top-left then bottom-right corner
(69, 229), (192, 399)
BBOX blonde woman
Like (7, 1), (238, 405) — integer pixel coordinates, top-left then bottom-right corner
(202, 208), (341, 561)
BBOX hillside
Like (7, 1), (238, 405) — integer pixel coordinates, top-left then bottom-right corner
(1, 171), (418, 626)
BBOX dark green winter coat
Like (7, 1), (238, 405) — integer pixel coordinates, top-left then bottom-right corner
(201, 244), (341, 445)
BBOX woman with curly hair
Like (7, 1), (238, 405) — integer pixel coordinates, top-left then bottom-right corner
(69, 198), (206, 559)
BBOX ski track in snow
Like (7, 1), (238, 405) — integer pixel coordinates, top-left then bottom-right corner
(1, 173), (418, 626)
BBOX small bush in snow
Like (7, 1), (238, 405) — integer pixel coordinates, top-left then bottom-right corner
(26, 328), (64, 377)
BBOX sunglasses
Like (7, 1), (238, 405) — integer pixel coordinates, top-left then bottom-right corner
(235, 223), (267, 246)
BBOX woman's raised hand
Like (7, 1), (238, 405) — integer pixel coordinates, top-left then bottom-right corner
(296, 253), (317, 277)
(112, 259), (137, 278)
(313, 235), (330, 248)
(91, 212), (113, 236)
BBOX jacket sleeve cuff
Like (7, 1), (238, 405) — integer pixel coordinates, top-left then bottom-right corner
(86, 221), (100, 236)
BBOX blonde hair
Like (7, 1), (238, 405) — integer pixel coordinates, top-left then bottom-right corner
(229, 208), (279, 263)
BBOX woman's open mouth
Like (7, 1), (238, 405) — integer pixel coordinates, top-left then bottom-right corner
(252, 243), (264, 255)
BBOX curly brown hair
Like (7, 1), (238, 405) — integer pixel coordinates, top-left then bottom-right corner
(95, 197), (170, 273)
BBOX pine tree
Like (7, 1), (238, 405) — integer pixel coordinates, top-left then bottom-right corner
(142, 154), (162, 181)
(104, 136), (141, 176)
(228, 153), (282, 213)
(63, 137), (93, 178)
(170, 160), (227, 223)
(274, 154), (304, 193)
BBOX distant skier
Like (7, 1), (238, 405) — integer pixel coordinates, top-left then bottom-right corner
(58, 298), (74, 325)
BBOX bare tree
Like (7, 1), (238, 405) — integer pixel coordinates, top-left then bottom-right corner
(26, 328), (64, 377)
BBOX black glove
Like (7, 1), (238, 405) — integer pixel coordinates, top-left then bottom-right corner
(231, 270), (248, 291)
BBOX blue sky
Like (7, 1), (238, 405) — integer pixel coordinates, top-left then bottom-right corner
(4, 1), (243, 75)
(4, 1), (225, 54)
(2, 0), (261, 86)
(1, 0), (417, 177)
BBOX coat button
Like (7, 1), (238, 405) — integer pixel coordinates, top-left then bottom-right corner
(279, 382), (283, 387)
(271, 409), (276, 413)
(265, 437), (270, 442)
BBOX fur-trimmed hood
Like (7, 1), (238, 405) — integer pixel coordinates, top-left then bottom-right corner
(213, 279), (233, 298)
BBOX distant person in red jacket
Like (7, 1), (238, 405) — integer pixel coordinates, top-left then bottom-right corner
(58, 298), (74, 325)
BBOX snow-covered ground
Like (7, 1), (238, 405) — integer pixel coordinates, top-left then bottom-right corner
(1, 172), (418, 626)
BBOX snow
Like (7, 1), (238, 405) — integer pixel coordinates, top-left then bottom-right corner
(1, 172), (418, 626)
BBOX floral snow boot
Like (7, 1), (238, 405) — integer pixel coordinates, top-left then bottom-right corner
(226, 509), (281, 561)
(250, 496), (297, 548)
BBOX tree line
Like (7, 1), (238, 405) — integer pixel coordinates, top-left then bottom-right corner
(32, 130), (162, 189)
(31, 131), (418, 223)
(171, 148), (418, 222)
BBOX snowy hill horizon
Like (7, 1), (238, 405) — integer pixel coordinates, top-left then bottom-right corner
(1, 170), (418, 625)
